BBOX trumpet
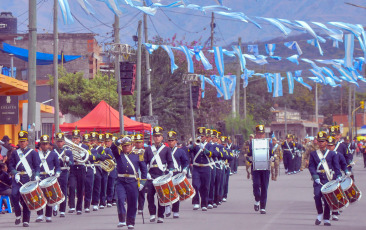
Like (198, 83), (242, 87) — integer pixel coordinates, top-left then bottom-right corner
(100, 159), (116, 172)
(64, 137), (90, 163)
(195, 136), (202, 145)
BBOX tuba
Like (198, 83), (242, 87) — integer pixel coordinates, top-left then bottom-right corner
(64, 137), (90, 163)
(100, 159), (116, 172)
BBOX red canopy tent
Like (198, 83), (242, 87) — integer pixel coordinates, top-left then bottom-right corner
(59, 100), (151, 133)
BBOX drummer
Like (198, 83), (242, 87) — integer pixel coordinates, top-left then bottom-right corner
(53, 132), (74, 218)
(110, 136), (147, 229)
(36, 134), (61, 223)
(308, 131), (341, 226)
(165, 130), (189, 218)
(247, 125), (273, 214)
(9, 131), (40, 227)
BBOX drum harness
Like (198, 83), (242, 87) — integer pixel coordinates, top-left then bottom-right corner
(147, 145), (166, 179)
(316, 149), (333, 181)
(38, 150), (55, 176)
(16, 148), (33, 178)
(284, 141), (295, 159)
(171, 147), (181, 173)
(193, 142), (213, 169)
(54, 148), (69, 171)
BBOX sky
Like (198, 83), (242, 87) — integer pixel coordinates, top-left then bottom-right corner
(1, 0), (366, 49)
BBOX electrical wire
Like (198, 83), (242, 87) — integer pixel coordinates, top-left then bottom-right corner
(160, 9), (207, 34)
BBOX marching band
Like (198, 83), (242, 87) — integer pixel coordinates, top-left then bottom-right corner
(2, 124), (360, 228)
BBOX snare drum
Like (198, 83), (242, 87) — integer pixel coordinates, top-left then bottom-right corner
(20, 181), (47, 212)
(172, 173), (196, 201)
(39, 176), (65, 206)
(340, 177), (362, 204)
(153, 175), (179, 206)
(321, 180), (349, 211)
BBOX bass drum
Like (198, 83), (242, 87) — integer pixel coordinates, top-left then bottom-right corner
(321, 180), (349, 212)
(20, 181), (47, 211)
(340, 177), (362, 204)
(39, 176), (65, 206)
(172, 173), (195, 201)
(153, 175), (179, 206)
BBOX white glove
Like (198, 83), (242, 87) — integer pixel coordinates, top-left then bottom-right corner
(350, 162), (355, 166)
(147, 173), (152, 180)
(55, 172), (61, 178)
(35, 176), (41, 182)
(346, 171), (352, 177)
(199, 143), (205, 150)
(139, 185), (144, 191)
(270, 157), (274, 162)
(65, 156), (70, 162)
(315, 179), (321, 184)
(336, 177), (342, 182)
(274, 154), (277, 158)
(168, 171), (174, 177)
(15, 174), (20, 183)
(182, 169), (188, 175)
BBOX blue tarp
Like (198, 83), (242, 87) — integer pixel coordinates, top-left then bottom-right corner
(1, 43), (81, 65)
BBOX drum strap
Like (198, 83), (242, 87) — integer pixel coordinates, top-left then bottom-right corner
(122, 153), (137, 179)
(227, 143), (232, 149)
(39, 150), (54, 176)
(171, 147), (181, 172)
(149, 145), (166, 172)
(285, 141), (294, 154)
(334, 142), (341, 152)
(16, 149), (33, 177)
(54, 149), (65, 160)
(316, 149), (333, 181)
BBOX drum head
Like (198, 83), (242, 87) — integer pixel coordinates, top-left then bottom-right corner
(172, 173), (184, 185)
(19, 181), (38, 194)
(39, 176), (56, 188)
(321, 180), (339, 193)
(153, 175), (171, 186)
(340, 177), (352, 191)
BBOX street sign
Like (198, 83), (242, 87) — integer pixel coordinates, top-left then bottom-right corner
(141, 115), (159, 128)
(0, 96), (18, 124)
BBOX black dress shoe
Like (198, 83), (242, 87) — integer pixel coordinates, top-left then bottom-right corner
(260, 209), (266, 214)
(315, 219), (321, 225)
(46, 219), (52, 223)
(254, 204), (259, 212)
(60, 213), (65, 218)
(23, 222), (29, 227)
(53, 210), (58, 216)
(35, 218), (43, 222)
(324, 222), (331, 226)
(68, 209), (75, 213)
(77, 211), (82, 215)
(15, 219), (21, 225)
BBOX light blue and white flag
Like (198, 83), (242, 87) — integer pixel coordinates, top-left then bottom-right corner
(192, 46), (213, 70)
(97, 0), (124, 16)
(332, 64), (358, 86)
(210, 75), (224, 98)
(257, 17), (291, 36)
(325, 77), (341, 87)
(265, 44), (276, 56)
(344, 34), (355, 68)
(143, 43), (159, 54)
(232, 45), (246, 72)
(332, 39), (339, 48)
(264, 73), (273, 93)
(278, 18), (307, 33)
(322, 67), (341, 82)
(309, 69), (326, 84)
(286, 72), (294, 94)
(247, 44), (259, 56)
(273, 73), (283, 97)
(294, 70), (312, 91)
(214, 46), (225, 76)
(58, 0), (74, 24)
(244, 54), (268, 65)
(76, 0), (95, 15)
(312, 22), (343, 42)
(287, 54), (299, 65)
(296, 20), (326, 43)
(301, 58), (321, 71)
(161, 45), (178, 74)
(328, 22), (362, 37)
(284, 41), (302, 55)
(242, 69), (254, 88)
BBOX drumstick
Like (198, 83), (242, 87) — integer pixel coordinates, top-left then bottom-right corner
(141, 210), (145, 224)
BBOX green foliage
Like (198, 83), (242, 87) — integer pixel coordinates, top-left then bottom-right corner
(224, 114), (256, 139)
(49, 67), (135, 118)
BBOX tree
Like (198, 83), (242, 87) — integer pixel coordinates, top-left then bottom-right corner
(49, 67), (135, 118)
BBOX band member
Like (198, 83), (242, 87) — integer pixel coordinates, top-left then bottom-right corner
(282, 134), (295, 175)
(221, 135), (234, 202)
(190, 127), (215, 211)
(211, 130), (225, 207)
(227, 136), (237, 174)
(110, 136), (147, 229)
(36, 135), (61, 223)
(248, 125), (273, 214)
(144, 126), (174, 223)
(107, 135), (118, 207)
(271, 137), (282, 181)
(332, 126), (354, 180)
(207, 130), (218, 209)
(53, 132), (74, 218)
(68, 129), (88, 215)
(243, 134), (254, 179)
(100, 133), (114, 208)
(9, 131), (40, 227)
(165, 130), (189, 218)
(135, 134), (146, 214)
(87, 131), (100, 212)
(308, 131), (341, 226)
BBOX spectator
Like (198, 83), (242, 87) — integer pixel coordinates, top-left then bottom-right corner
(1, 136), (11, 159)
(0, 162), (12, 212)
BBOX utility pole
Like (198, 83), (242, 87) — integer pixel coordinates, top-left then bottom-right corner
(315, 83), (319, 133)
(28, 0), (37, 149)
(353, 84), (356, 136)
(136, 20), (142, 121)
(53, 0), (59, 133)
(236, 37), (241, 117)
(285, 104), (287, 135)
(243, 86), (247, 120)
(210, 12), (215, 49)
(348, 83), (352, 138)
(231, 89), (236, 117)
(189, 82), (196, 141)
(114, 15), (124, 134)
(144, 14), (153, 116)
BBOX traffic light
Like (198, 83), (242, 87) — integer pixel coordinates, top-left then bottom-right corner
(360, 101), (364, 109)
(120, 62), (136, 95)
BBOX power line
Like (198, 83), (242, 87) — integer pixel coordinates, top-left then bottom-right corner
(91, 14), (113, 28)
(160, 9), (207, 34)
(71, 12), (110, 39)
(148, 15), (161, 39)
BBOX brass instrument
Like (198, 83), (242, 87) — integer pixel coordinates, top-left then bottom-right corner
(195, 136), (202, 145)
(100, 159), (116, 172)
(64, 137), (90, 163)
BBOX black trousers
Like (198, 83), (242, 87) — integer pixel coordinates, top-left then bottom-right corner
(58, 170), (69, 212)
(11, 176), (31, 223)
(68, 165), (86, 211)
(252, 170), (270, 209)
(146, 180), (165, 218)
(92, 167), (102, 206)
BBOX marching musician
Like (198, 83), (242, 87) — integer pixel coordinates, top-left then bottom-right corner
(135, 134), (146, 215)
(190, 127), (215, 211)
(332, 126), (354, 180)
(68, 129), (88, 215)
(270, 137), (282, 181)
(110, 136), (147, 229)
(144, 126), (174, 223)
(227, 136), (237, 174)
(248, 125), (273, 214)
(92, 133), (113, 211)
(100, 133), (114, 208)
(36, 134), (61, 223)
(282, 134), (295, 175)
(206, 129), (218, 209)
(211, 130), (225, 207)
(221, 135), (234, 203)
(9, 131), (40, 227)
(87, 131), (99, 212)
(53, 132), (74, 218)
(165, 130), (189, 218)
(308, 131), (341, 226)
(106, 135), (118, 207)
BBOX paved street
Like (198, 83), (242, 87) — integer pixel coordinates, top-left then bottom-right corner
(1, 156), (365, 230)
